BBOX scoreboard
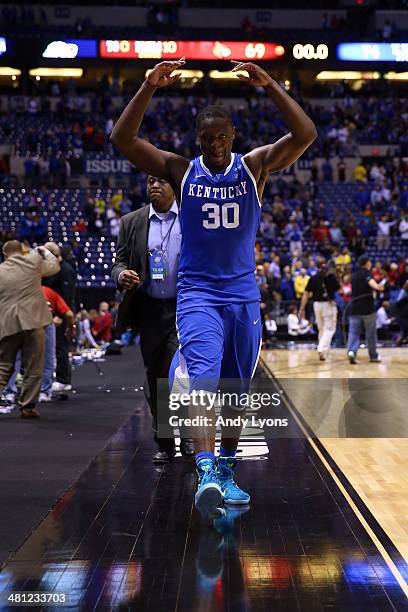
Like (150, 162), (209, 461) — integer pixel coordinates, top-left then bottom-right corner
(337, 42), (408, 62)
(99, 40), (285, 61)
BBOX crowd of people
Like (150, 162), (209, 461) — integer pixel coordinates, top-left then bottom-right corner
(0, 237), (117, 412)
(256, 249), (408, 347)
(0, 89), (407, 170)
(0, 83), (407, 416)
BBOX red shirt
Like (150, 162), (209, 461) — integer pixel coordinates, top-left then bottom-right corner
(92, 312), (113, 342)
(313, 226), (330, 243)
(41, 286), (70, 317)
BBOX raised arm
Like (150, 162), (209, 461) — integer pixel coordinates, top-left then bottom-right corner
(110, 59), (189, 190)
(234, 62), (317, 186)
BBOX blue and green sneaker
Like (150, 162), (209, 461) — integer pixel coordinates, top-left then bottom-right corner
(216, 456), (250, 505)
(195, 458), (223, 519)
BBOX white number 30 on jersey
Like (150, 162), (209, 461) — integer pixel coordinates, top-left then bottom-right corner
(202, 202), (239, 229)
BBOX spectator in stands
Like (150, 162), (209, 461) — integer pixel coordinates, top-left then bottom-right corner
(313, 220), (330, 245)
(24, 154), (38, 188)
(400, 186), (408, 209)
(348, 228), (366, 257)
(335, 246), (351, 269)
(337, 158), (346, 182)
(321, 157), (333, 182)
(399, 213), (408, 242)
(387, 262), (400, 288)
(287, 305), (312, 337)
(370, 162), (383, 183)
(268, 255), (281, 283)
(307, 256), (318, 277)
(339, 273), (352, 304)
(354, 184), (370, 209)
(345, 220), (358, 248)
(94, 213), (104, 236)
(397, 261), (408, 288)
(280, 266), (296, 302)
(353, 160), (367, 182)
(294, 268), (310, 300)
(260, 213), (278, 241)
(285, 218), (303, 255)
(20, 209), (47, 245)
(95, 195), (106, 216)
(347, 255), (386, 364)
(370, 184), (385, 209)
(111, 191), (123, 212)
(377, 215), (397, 249)
(329, 221), (343, 246)
(120, 194), (132, 216)
(376, 300), (393, 332)
(92, 301), (113, 344)
(372, 260), (385, 283)
(263, 313), (277, 348)
(72, 217), (87, 234)
(109, 212), (121, 238)
(77, 310), (99, 349)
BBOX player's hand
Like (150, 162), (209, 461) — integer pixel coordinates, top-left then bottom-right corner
(230, 61), (274, 87)
(119, 269), (140, 290)
(298, 309), (305, 320)
(146, 58), (186, 88)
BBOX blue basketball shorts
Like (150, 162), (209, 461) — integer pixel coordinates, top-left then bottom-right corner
(169, 302), (262, 393)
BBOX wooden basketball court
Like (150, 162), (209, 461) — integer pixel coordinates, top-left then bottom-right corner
(261, 347), (408, 571)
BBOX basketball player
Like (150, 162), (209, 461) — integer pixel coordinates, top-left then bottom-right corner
(111, 58), (316, 519)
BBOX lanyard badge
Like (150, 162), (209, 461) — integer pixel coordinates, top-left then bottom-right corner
(149, 250), (168, 280)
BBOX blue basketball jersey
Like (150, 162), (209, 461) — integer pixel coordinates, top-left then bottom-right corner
(178, 153), (261, 309)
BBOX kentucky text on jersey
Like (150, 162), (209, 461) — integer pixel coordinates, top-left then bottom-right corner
(178, 153), (261, 309)
(187, 181), (248, 200)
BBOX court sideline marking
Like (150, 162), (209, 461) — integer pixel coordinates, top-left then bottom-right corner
(260, 358), (408, 600)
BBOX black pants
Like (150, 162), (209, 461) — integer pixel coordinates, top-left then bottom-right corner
(138, 296), (179, 451)
(55, 322), (72, 385)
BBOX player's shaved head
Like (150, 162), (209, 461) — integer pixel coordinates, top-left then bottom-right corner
(196, 106), (233, 131)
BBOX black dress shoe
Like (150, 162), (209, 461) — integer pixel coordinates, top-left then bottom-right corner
(180, 438), (195, 456)
(153, 448), (176, 464)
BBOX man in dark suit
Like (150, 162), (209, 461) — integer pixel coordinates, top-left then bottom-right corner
(112, 176), (194, 462)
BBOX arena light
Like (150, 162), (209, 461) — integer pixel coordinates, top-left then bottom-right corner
(0, 67), (21, 76)
(29, 68), (84, 78)
(145, 69), (203, 79)
(384, 71), (408, 80)
(316, 71), (380, 80)
(100, 40), (284, 61)
(209, 70), (249, 79)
